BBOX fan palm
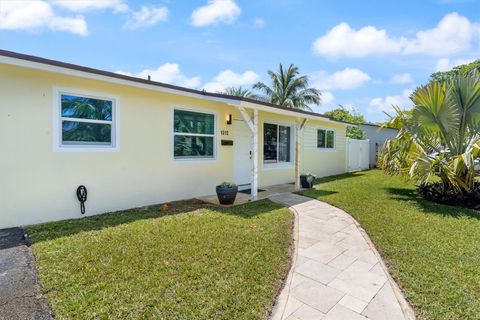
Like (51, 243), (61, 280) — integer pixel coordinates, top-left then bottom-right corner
(253, 64), (321, 111)
(379, 72), (480, 193)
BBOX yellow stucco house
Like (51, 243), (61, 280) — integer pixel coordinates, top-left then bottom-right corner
(0, 50), (348, 228)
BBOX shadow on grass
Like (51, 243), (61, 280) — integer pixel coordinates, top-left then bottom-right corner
(314, 171), (367, 185)
(299, 189), (338, 198)
(26, 199), (283, 244)
(298, 171), (366, 199)
(385, 187), (480, 220)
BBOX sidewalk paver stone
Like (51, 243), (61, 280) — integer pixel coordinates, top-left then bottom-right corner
(269, 193), (414, 320)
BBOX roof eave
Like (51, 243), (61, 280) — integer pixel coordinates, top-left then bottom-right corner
(0, 49), (345, 125)
(237, 101), (348, 125)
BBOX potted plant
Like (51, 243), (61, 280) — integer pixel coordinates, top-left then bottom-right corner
(216, 182), (238, 205)
(300, 173), (316, 189)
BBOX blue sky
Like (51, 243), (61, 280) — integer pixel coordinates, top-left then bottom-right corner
(1, 0), (479, 122)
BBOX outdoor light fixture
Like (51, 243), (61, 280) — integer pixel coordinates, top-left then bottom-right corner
(226, 114), (232, 125)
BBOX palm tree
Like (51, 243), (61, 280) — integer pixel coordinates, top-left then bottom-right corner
(253, 64), (321, 111)
(381, 105), (413, 129)
(221, 86), (258, 99)
(379, 72), (480, 194)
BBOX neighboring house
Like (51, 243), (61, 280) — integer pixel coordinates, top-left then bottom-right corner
(359, 123), (398, 168)
(0, 50), (348, 228)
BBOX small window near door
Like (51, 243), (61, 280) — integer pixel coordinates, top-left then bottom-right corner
(318, 129), (335, 149)
(264, 123), (291, 163)
(173, 109), (215, 159)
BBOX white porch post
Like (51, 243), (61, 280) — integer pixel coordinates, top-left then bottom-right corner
(237, 107), (259, 201)
(251, 109), (258, 200)
(295, 118), (307, 190)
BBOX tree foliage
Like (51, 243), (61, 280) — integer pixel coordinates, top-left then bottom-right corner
(325, 105), (366, 139)
(221, 86), (258, 99)
(379, 72), (480, 194)
(253, 64), (321, 111)
(430, 59), (480, 83)
(381, 106), (414, 129)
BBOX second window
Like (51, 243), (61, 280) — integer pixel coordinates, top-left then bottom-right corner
(264, 123), (291, 164)
(173, 109), (215, 159)
(317, 129), (335, 149)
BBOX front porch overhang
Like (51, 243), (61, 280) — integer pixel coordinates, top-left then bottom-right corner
(230, 103), (316, 201)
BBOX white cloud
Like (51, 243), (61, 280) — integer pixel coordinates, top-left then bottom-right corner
(435, 57), (476, 72)
(312, 12), (480, 58)
(116, 64), (201, 88)
(50, 0), (128, 13)
(390, 73), (413, 84)
(253, 17), (265, 28)
(311, 68), (371, 90)
(404, 12), (479, 56)
(203, 70), (259, 92)
(314, 92), (337, 113)
(191, 0), (241, 27)
(124, 6), (168, 29)
(368, 89), (413, 114)
(312, 22), (406, 58)
(321, 91), (335, 105)
(0, 0), (88, 36)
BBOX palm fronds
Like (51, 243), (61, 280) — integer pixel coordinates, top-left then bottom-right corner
(220, 86), (259, 99)
(253, 63), (321, 110)
(379, 73), (480, 193)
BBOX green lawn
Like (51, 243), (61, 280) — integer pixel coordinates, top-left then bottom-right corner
(27, 199), (293, 320)
(300, 170), (480, 320)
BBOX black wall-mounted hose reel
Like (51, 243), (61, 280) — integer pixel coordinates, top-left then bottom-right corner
(76, 185), (87, 215)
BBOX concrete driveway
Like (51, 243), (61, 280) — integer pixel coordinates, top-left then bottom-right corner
(0, 227), (52, 320)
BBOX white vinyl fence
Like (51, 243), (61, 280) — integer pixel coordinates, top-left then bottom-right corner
(346, 138), (370, 172)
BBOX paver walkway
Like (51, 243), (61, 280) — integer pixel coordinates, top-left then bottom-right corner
(0, 228), (52, 320)
(269, 193), (415, 320)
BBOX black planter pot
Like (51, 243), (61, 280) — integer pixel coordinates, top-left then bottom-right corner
(216, 186), (238, 205)
(300, 175), (313, 188)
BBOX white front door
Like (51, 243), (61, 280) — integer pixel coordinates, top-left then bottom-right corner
(233, 119), (252, 188)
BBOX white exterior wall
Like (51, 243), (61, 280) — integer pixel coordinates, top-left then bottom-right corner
(301, 120), (347, 177)
(0, 62), (348, 228)
(360, 125), (398, 167)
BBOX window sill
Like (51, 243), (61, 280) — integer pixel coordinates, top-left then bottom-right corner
(54, 145), (119, 152)
(316, 148), (337, 152)
(173, 157), (218, 164)
(263, 162), (294, 170)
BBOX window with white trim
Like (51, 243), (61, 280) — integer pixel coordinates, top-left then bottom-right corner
(317, 129), (335, 149)
(263, 123), (291, 163)
(173, 109), (215, 159)
(60, 93), (115, 147)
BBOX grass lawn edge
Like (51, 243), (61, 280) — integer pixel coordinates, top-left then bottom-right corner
(26, 198), (295, 320)
(296, 180), (418, 319)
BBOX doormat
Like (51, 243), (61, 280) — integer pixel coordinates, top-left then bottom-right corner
(239, 188), (266, 195)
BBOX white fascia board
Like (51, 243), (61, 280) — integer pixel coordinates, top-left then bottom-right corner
(1, 55), (345, 125)
(0, 55), (242, 106)
(238, 101), (348, 126)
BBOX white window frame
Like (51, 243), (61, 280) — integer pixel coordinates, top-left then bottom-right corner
(52, 87), (120, 152)
(262, 120), (294, 169)
(317, 127), (336, 151)
(172, 106), (218, 162)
